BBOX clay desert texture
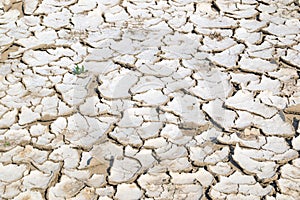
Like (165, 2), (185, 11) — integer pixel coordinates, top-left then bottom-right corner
(0, 0), (300, 199)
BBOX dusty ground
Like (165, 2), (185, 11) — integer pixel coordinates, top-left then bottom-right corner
(0, 0), (300, 199)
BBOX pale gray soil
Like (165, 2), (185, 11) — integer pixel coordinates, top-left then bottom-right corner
(0, 0), (300, 199)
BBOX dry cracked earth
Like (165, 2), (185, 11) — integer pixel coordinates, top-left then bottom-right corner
(0, 0), (300, 199)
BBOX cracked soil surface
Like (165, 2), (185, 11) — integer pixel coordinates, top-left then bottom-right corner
(0, 0), (300, 199)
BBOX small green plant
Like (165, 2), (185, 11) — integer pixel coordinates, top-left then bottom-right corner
(72, 64), (86, 75)
(3, 141), (10, 147)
